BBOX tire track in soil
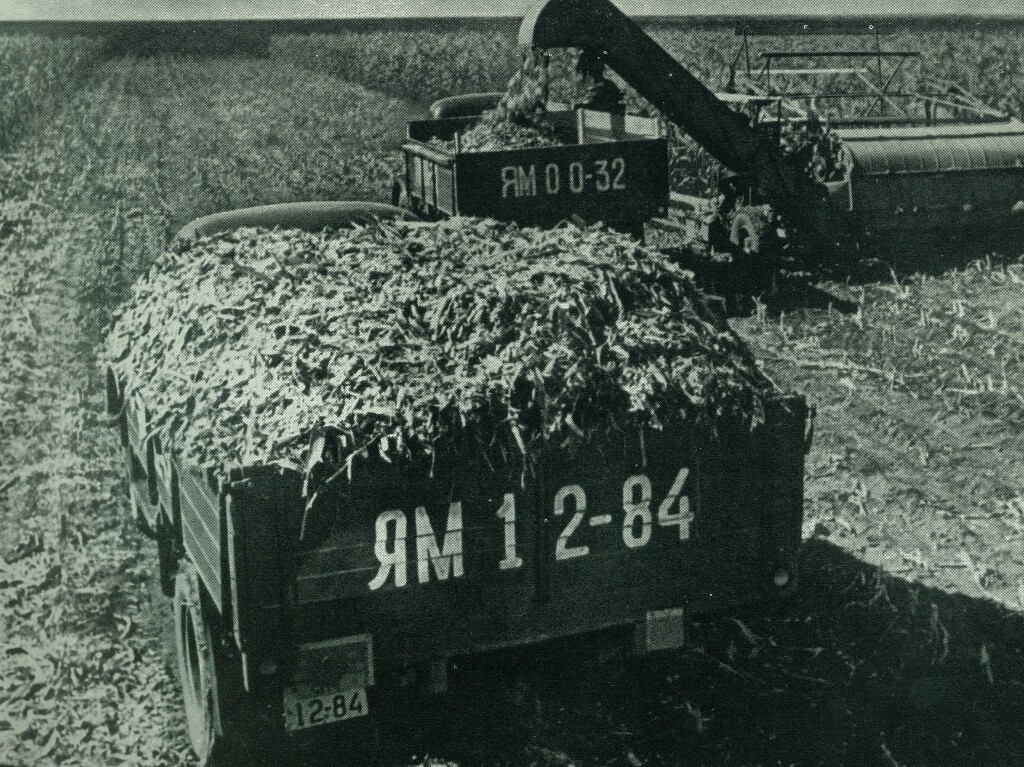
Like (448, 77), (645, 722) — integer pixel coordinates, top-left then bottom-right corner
(0, 54), (423, 766)
(1, 55), (200, 767)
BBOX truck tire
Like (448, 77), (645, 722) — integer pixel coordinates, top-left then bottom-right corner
(174, 559), (271, 765)
(156, 514), (178, 598)
(729, 205), (780, 295)
(124, 450), (154, 533)
(175, 560), (222, 764)
(730, 206), (771, 254)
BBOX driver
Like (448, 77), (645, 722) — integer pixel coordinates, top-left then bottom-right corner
(574, 48), (626, 114)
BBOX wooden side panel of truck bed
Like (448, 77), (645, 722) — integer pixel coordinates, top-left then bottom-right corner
(263, 398), (808, 663)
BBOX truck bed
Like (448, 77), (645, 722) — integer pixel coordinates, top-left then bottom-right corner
(119, 390), (808, 672)
(402, 108), (670, 227)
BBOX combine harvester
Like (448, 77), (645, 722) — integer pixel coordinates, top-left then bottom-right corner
(188, 3), (1024, 282)
(520, 0), (1024, 276)
(704, 19), (1024, 264)
(536, 1), (1015, 270)
(414, 1), (1024, 284)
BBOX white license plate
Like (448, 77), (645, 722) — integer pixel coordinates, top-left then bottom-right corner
(283, 684), (368, 731)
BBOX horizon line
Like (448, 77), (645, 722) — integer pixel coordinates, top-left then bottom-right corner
(3, 11), (1024, 22)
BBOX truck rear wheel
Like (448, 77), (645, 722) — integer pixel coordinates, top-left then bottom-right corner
(174, 559), (271, 765)
(730, 205), (780, 295)
(175, 560), (222, 763)
(125, 448), (159, 539)
(156, 514), (178, 598)
(731, 206), (769, 254)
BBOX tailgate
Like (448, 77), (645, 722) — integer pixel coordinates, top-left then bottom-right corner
(288, 403), (806, 661)
(453, 138), (669, 225)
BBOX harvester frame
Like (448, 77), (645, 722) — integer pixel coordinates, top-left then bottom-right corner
(727, 22), (1009, 125)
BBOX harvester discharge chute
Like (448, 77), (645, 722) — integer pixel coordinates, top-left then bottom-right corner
(519, 0), (825, 231)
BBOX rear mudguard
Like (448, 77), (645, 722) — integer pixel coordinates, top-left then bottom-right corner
(429, 92), (503, 119)
(174, 201), (415, 242)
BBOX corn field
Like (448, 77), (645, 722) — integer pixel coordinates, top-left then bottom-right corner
(268, 20), (1024, 117)
(2, 19), (1024, 767)
(0, 34), (104, 151)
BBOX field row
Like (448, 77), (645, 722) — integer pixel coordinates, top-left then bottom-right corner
(0, 54), (419, 766)
(268, 22), (1024, 117)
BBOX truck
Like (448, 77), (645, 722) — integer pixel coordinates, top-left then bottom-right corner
(107, 2), (822, 763)
(394, 102), (669, 236)
(109, 362), (809, 763)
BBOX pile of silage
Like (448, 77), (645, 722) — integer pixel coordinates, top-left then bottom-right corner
(457, 57), (562, 152)
(105, 218), (774, 478)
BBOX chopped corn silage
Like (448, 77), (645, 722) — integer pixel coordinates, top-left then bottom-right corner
(105, 218), (774, 478)
(458, 56), (561, 152)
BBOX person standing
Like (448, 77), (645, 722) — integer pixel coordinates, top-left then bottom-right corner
(574, 48), (626, 114)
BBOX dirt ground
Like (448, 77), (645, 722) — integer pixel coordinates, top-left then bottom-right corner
(390, 538), (1024, 767)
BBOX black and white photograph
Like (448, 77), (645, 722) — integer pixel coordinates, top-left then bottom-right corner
(1, 0), (1023, 764)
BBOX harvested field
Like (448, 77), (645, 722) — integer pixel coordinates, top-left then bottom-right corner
(1, 17), (1024, 767)
(741, 260), (1024, 612)
(0, 52), (413, 767)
